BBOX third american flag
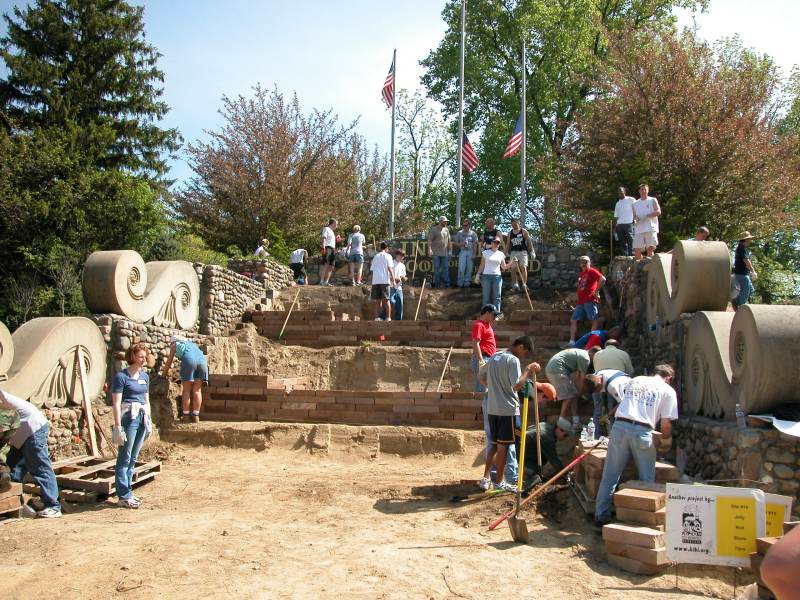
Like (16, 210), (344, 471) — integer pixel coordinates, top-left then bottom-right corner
(382, 57), (395, 108)
(502, 114), (523, 159)
(461, 133), (479, 173)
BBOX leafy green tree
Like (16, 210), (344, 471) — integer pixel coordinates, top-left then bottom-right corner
(421, 0), (705, 239)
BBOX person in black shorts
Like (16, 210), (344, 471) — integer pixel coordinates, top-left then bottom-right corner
(289, 248), (308, 285)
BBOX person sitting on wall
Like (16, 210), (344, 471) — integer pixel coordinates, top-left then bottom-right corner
(111, 343), (152, 509)
(0, 387), (62, 518)
(289, 248), (308, 285)
(593, 365), (678, 527)
(163, 336), (209, 423)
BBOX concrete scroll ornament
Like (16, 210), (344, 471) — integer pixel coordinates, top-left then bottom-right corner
(645, 241), (800, 419)
(82, 250), (200, 329)
(0, 317), (106, 408)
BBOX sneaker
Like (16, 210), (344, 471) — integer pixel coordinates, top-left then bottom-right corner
(37, 507), (62, 518)
(495, 313), (504, 321)
(594, 515), (613, 528)
(559, 340), (575, 349)
(131, 495), (143, 505)
(494, 480), (517, 493)
(21, 504), (38, 519)
(478, 477), (492, 491)
(119, 496), (141, 509)
(512, 284), (520, 292)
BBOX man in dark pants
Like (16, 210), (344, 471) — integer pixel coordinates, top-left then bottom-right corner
(0, 388), (62, 518)
(520, 416), (575, 488)
(613, 187), (635, 257)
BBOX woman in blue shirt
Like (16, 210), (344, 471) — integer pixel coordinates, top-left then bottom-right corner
(163, 336), (209, 423)
(111, 343), (151, 509)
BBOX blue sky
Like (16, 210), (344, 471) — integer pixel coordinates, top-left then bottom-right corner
(1, 0), (798, 189)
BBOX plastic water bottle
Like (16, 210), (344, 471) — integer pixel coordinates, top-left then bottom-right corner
(735, 403), (746, 428)
(587, 418), (596, 440)
(580, 425), (588, 442)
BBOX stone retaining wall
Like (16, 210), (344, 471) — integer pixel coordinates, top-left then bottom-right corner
(227, 258), (294, 288)
(675, 417), (800, 516)
(199, 264), (275, 336)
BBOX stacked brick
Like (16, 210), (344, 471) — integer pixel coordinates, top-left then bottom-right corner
(248, 309), (573, 349)
(202, 374), (484, 429)
(603, 486), (669, 575)
(0, 482), (23, 519)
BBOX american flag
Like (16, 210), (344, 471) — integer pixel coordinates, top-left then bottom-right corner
(461, 133), (479, 173)
(382, 57), (395, 108)
(502, 114), (523, 159)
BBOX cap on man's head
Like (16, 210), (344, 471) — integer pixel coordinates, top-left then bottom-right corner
(480, 304), (499, 315)
(439, 216), (449, 223)
(535, 382), (556, 402)
(556, 417), (574, 435)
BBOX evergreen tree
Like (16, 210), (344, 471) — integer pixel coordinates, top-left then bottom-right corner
(0, 0), (180, 177)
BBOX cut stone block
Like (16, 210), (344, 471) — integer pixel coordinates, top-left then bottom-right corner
(613, 488), (666, 511)
(607, 552), (664, 575)
(616, 506), (667, 527)
(603, 523), (665, 549)
(605, 541), (668, 566)
(756, 537), (780, 555)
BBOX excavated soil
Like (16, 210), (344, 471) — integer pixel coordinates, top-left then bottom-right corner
(1, 444), (743, 599)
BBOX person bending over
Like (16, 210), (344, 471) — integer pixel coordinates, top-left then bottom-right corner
(163, 336), (209, 423)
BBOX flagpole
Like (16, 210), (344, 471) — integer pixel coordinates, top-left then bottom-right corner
(455, 0), (465, 227)
(520, 38), (526, 227)
(389, 48), (397, 240)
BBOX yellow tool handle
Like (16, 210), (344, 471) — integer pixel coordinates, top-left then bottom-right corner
(516, 383), (529, 494)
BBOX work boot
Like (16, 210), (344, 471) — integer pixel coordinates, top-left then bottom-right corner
(191, 414), (200, 424)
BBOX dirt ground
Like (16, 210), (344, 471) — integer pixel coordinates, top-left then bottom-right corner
(2, 444), (746, 599)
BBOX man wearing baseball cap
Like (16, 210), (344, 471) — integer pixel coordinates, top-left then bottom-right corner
(427, 216), (452, 288)
(568, 255), (605, 346)
(520, 417), (575, 488)
(732, 231), (757, 310)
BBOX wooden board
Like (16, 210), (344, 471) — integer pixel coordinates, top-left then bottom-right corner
(0, 482), (23, 500)
(607, 552), (664, 575)
(613, 488), (665, 512)
(616, 506), (666, 527)
(605, 541), (668, 566)
(42, 455), (161, 495)
(0, 494), (22, 516)
(23, 483), (99, 504)
(756, 537), (780, 555)
(603, 523), (665, 549)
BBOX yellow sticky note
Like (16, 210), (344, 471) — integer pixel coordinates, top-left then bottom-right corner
(716, 496), (757, 557)
(766, 503), (788, 538)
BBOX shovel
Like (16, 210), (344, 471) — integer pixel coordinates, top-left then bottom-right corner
(508, 381), (531, 542)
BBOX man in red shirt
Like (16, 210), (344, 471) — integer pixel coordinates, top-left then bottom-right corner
(471, 304), (498, 393)
(569, 256), (606, 345)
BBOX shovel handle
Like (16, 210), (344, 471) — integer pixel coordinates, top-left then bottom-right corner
(488, 439), (604, 531)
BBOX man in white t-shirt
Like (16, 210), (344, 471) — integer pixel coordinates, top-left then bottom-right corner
(370, 241), (396, 321)
(320, 218), (338, 285)
(613, 187), (635, 257)
(632, 184), (661, 260)
(594, 364), (679, 525)
(390, 249), (407, 320)
(582, 367), (633, 438)
(289, 248), (308, 285)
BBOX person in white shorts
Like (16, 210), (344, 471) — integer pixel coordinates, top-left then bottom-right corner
(632, 183), (661, 259)
(505, 218), (534, 292)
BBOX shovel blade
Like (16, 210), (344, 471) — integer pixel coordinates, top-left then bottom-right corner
(508, 515), (529, 543)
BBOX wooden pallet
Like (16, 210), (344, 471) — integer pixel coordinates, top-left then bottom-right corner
(23, 483), (99, 504)
(44, 455), (161, 495)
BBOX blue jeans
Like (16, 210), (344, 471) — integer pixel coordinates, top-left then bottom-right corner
(390, 287), (404, 320)
(481, 395), (518, 484)
(115, 410), (149, 500)
(592, 392), (616, 438)
(432, 255), (450, 288)
(481, 274), (502, 313)
(457, 252), (474, 287)
(734, 274), (754, 306)
(7, 424), (61, 511)
(594, 420), (656, 521)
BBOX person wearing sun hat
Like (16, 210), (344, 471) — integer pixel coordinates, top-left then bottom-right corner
(732, 231), (757, 310)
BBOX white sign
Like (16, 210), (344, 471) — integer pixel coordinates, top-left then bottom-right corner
(666, 483), (766, 567)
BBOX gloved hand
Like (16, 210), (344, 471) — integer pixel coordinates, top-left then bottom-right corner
(112, 426), (127, 446)
(656, 435), (672, 453)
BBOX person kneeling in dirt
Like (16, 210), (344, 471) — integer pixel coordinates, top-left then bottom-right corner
(164, 336), (209, 423)
(0, 388), (62, 518)
(521, 416), (575, 490)
(477, 336), (539, 492)
(593, 365), (678, 527)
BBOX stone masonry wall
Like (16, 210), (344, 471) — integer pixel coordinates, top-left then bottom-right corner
(675, 417), (800, 517)
(199, 264), (278, 336)
(226, 258), (294, 288)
